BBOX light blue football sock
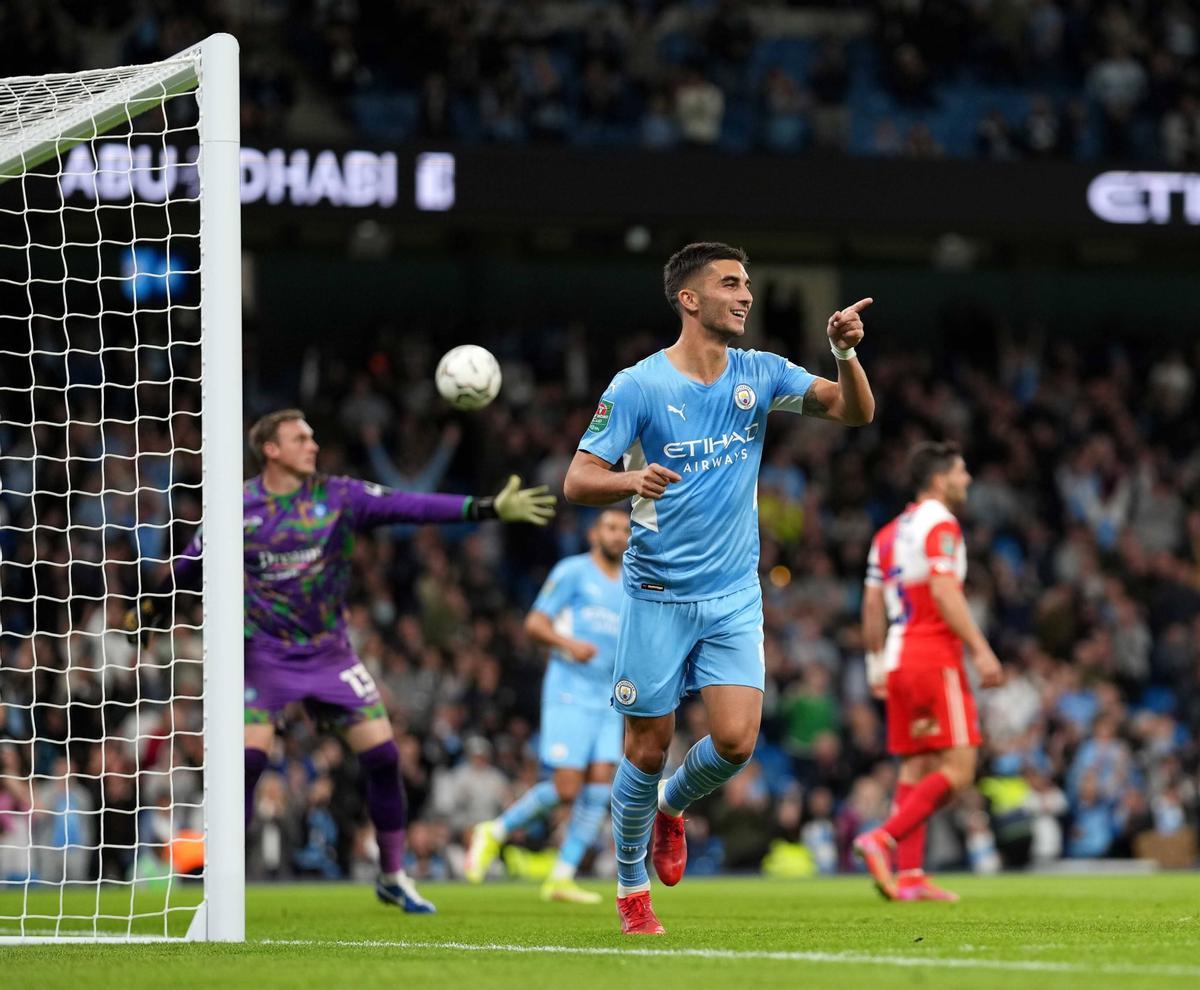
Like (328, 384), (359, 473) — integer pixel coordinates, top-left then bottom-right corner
(611, 758), (661, 893)
(558, 783), (610, 871)
(662, 735), (749, 813)
(498, 779), (560, 837)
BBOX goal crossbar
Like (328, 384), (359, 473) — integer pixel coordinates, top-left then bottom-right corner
(0, 53), (200, 183)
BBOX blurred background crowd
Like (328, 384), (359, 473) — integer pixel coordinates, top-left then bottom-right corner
(1, 0), (1198, 892)
(6, 0), (1200, 164)
(4, 306), (1199, 884)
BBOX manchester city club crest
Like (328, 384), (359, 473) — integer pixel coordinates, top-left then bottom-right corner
(734, 383), (756, 410)
(614, 679), (638, 705)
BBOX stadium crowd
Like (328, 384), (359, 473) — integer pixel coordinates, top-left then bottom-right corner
(7, 1), (1199, 163)
(4, 299), (1198, 885)
(2, 0), (1198, 890)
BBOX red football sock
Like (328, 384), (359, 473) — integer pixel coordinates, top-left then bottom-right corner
(882, 771), (952, 844)
(891, 782), (926, 873)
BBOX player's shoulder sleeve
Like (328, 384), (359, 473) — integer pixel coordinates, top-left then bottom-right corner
(531, 556), (580, 617)
(326, 474), (369, 515)
(755, 350), (817, 415)
(865, 534), (883, 588)
(577, 368), (647, 465)
(922, 509), (963, 576)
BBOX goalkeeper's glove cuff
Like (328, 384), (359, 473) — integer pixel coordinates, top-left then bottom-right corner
(466, 495), (499, 521)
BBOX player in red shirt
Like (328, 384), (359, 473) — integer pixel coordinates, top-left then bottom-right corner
(855, 441), (1002, 901)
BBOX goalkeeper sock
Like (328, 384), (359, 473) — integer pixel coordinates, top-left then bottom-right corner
(359, 740), (407, 874)
(662, 735), (748, 814)
(612, 758), (661, 895)
(883, 771), (953, 844)
(892, 782), (926, 873)
(245, 747), (269, 828)
(497, 780), (561, 840)
(558, 783), (610, 872)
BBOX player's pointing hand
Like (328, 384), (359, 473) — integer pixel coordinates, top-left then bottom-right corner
(494, 475), (557, 525)
(633, 463), (681, 500)
(827, 297), (873, 352)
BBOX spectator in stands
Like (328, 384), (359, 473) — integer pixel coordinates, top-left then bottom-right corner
(675, 65), (725, 145)
(430, 735), (508, 840)
(0, 743), (32, 882)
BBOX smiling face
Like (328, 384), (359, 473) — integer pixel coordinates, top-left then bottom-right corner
(679, 259), (753, 339)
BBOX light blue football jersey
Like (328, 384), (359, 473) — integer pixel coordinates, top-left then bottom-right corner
(578, 348), (817, 602)
(531, 553), (624, 710)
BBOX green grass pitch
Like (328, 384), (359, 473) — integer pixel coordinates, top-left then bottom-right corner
(3, 874), (1199, 989)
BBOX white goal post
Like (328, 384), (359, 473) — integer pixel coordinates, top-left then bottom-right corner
(0, 35), (243, 942)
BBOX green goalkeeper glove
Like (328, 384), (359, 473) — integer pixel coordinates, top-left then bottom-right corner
(492, 474), (557, 526)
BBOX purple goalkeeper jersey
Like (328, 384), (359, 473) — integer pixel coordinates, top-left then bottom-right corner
(176, 474), (470, 651)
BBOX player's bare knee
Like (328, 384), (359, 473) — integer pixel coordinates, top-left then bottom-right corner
(625, 737), (668, 773)
(939, 747), (978, 790)
(554, 777), (583, 804)
(628, 746), (668, 774)
(712, 732), (756, 767)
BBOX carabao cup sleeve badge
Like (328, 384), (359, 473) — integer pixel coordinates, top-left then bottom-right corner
(589, 400), (613, 432)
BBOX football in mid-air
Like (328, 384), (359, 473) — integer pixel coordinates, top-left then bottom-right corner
(435, 344), (502, 410)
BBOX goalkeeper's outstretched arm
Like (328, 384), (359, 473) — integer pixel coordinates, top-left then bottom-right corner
(342, 475), (556, 528)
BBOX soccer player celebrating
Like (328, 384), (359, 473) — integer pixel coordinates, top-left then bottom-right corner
(854, 441), (1002, 900)
(563, 242), (875, 934)
(465, 509), (631, 903)
(129, 409), (555, 913)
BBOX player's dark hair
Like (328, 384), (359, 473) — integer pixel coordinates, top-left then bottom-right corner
(249, 408), (306, 466)
(663, 241), (749, 317)
(908, 441), (963, 493)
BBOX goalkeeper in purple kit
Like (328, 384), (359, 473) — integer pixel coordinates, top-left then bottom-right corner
(129, 408), (555, 913)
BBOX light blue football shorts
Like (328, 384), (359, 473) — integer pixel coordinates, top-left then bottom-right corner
(538, 701), (625, 770)
(611, 583), (765, 718)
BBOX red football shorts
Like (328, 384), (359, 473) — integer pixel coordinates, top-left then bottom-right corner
(886, 660), (981, 756)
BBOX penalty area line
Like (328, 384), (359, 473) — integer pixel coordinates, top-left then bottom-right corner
(259, 938), (1200, 978)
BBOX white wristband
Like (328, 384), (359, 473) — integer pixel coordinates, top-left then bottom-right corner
(831, 343), (856, 361)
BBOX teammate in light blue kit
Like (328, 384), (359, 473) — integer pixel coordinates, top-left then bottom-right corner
(465, 510), (631, 904)
(564, 242), (877, 934)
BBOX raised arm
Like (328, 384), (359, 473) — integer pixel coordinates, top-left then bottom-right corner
(563, 450), (680, 506)
(800, 298), (876, 426)
(362, 422), (460, 493)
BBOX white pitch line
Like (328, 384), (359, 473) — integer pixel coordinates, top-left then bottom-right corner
(259, 938), (1200, 978)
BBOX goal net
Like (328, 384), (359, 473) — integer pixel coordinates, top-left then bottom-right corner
(0, 35), (243, 942)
